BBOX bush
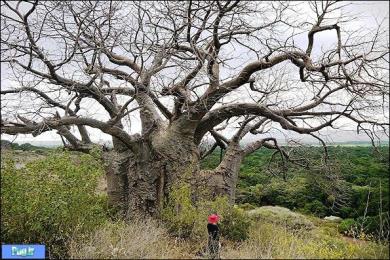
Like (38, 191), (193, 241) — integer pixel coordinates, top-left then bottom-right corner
(339, 215), (390, 241)
(303, 200), (328, 218)
(358, 214), (390, 240)
(339, 218), (357, 235)
(162, 183), (251, 241)
(199, 197), (251, 241)
(219, 205), (251, 241)
(161, 183), (198, 238)
(1, 151), (107, 258)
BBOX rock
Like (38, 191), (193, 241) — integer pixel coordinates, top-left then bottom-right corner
(324, 215), (342, 222)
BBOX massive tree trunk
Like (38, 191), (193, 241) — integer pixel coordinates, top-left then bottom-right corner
(104, 116), (209, 217)
(104, 112), (246, 217)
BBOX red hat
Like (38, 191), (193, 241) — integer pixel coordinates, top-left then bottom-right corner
(208, 214), (220, 224)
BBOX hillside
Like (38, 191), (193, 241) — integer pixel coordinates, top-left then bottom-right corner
(202, 145), (389, 241)
(1, 147), (389, 259)
(69, 206), (389, 259)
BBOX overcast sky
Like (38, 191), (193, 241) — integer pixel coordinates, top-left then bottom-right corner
(1, 1), (389, 145)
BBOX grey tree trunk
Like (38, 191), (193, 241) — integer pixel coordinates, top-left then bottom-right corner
(104, 117), (209, 217)
(199, 142), (244, 203)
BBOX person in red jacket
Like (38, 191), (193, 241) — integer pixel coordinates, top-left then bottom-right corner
(207, 213), (220, 259)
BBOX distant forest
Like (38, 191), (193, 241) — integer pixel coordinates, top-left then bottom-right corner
(202, 145), (389, 239)
(1, 139), (51, 151)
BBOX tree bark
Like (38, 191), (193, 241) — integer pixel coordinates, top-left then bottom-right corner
(104, 117), (203, 217)
(199, 142), (244, 203)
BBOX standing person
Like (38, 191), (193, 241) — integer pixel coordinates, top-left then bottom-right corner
(207, 213), (221, 259)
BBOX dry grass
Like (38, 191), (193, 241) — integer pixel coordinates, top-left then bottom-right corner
(69, 218), (389, 259)
(221, 222), (304, 259)
(68, 214), (389, 259)
(221, 221), (389, 259)
(69, 218), (194, 259)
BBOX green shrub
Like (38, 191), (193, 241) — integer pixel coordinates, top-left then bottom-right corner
(338, 218), (357, 234)
(162, 183), (251, 241)
(161, 182), (198, 238)
(362, 215), (387, 237)
(219, 205), (251, 241)
(338, 215), (390, 241)
(1, 151), (107, 258)
(303, 200), (328, 218)
(198, 197), (251, 241)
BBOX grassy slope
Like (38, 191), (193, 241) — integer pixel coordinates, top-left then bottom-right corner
(68, 210), (389, 259)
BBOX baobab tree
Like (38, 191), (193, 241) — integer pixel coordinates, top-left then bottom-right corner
(1, 1), (389, 216)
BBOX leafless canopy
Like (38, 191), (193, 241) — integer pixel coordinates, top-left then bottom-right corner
(1, 0), (389, 154)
